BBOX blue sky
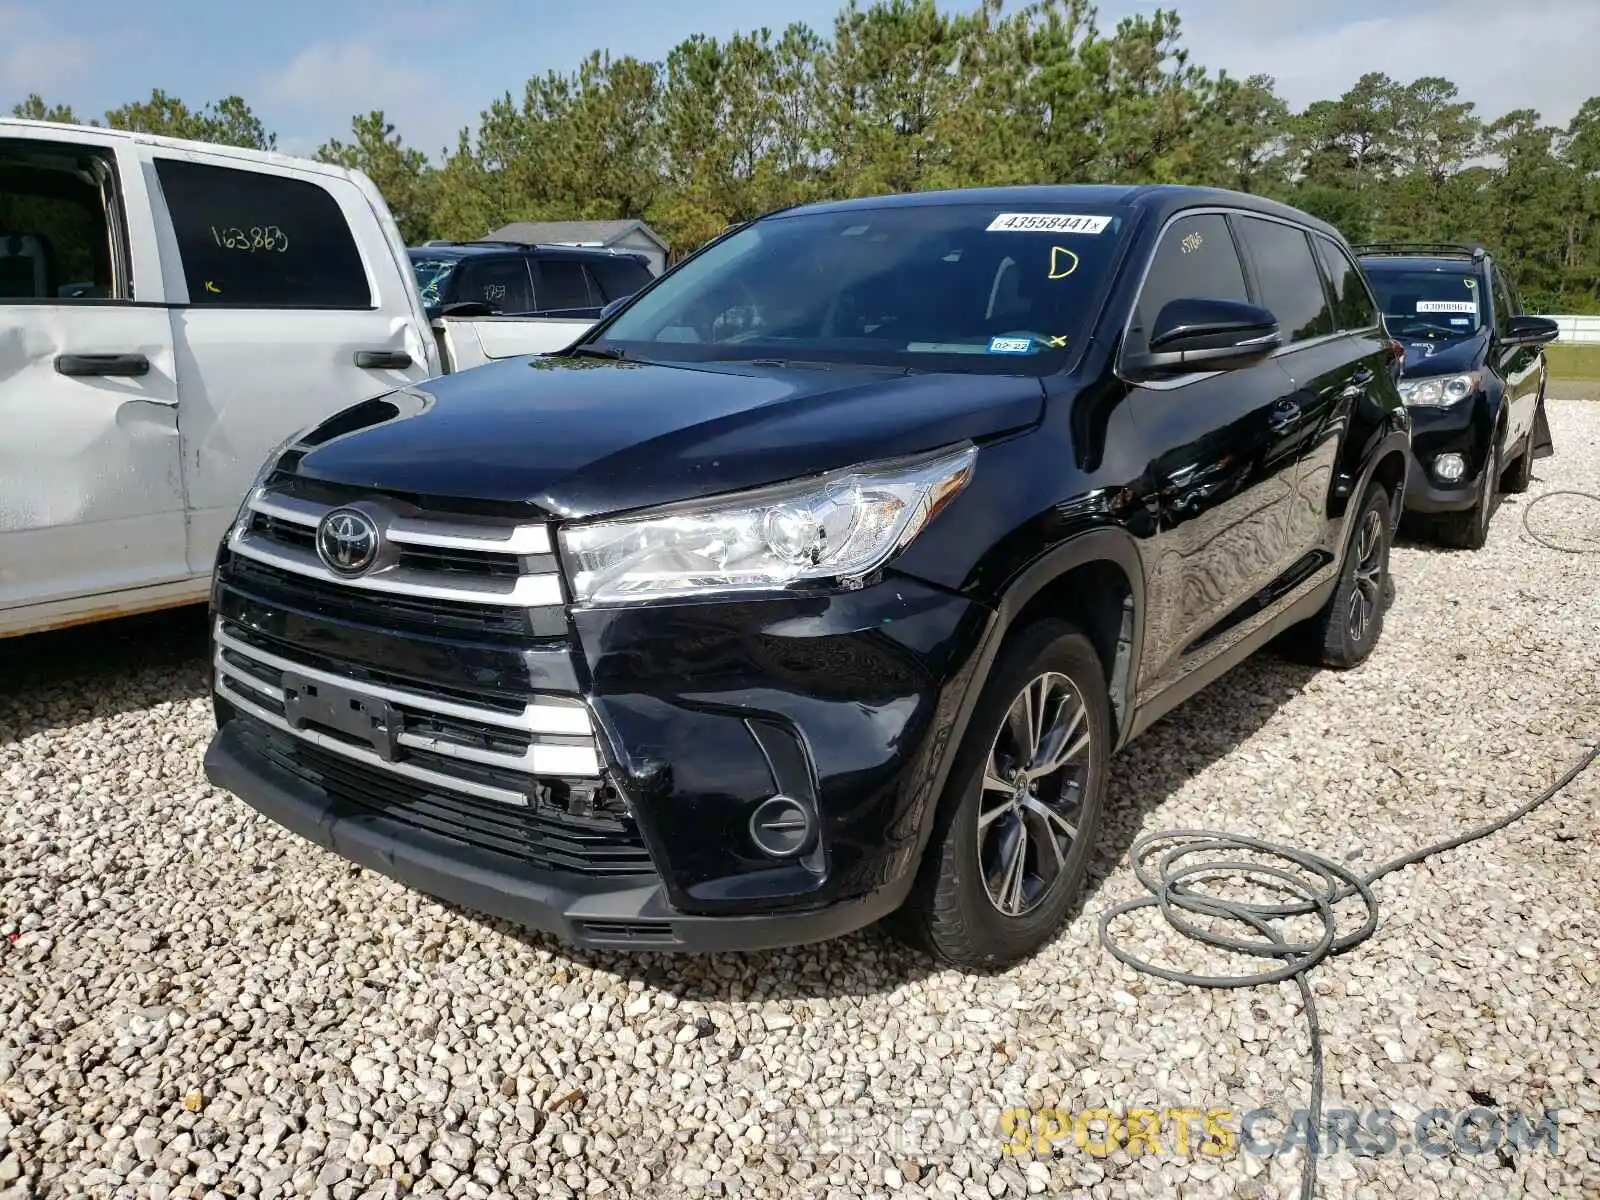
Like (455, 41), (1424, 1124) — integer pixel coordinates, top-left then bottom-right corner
(3, 0), (1597, 162)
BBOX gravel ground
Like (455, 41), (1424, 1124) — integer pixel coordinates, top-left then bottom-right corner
(3, 400), (1598, 1200)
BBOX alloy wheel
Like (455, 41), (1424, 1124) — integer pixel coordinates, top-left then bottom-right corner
(976, 671), (1093, 917)
(1346, 506), (1387, 644)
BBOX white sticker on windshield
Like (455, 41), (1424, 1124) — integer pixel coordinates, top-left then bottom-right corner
(987, 212), (1112, 235)
(1417, 300), (1478, 313)
(1451, 317), (1470, 325)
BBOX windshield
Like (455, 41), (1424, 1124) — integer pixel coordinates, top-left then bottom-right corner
(1362, 262), (1486, 339)
(410, 256), (458, 312)
(589, 203), (1132, 373)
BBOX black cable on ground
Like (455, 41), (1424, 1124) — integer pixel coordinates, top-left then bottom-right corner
(1097, 740), (1600, 1200)
(1520, 489), (1600, 554)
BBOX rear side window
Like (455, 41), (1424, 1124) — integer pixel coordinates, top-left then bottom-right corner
(1130, 213), (1249, 355)
(535, 259), (595, 310)
(1234, 216), (1334, 344)
(588, 257), (651, 302)
(0, 143), (120, 301)
(1312, 236), (1377, 331)
(453, 257), (534, 312)
(153, 158), (372, 308)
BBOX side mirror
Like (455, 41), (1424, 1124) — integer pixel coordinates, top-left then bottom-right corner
(1502, 314), (1559, 346)
(440, 299), (495, 318)
(599, 296), (630, 320)
(1124, 297), (1282, 379)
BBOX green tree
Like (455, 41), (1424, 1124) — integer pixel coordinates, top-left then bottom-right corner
(105, 89), (277, 149)
(11, 94), (82, 123)
(318, 111), (436, 243)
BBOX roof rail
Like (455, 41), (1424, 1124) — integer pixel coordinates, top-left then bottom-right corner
(1353, 241), (1488, 261)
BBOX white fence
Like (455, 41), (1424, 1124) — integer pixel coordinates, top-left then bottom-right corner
(1543, 315), (1600, 343)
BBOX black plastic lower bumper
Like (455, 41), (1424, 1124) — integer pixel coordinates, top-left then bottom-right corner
(203, 720), (909, 953)
(1402, 448), (1483, 513)
(1400, 400), (1489, 514)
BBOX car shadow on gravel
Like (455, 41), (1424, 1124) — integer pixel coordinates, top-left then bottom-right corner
(460, 653), (1321, 1002)
(0, 605), (211, 742)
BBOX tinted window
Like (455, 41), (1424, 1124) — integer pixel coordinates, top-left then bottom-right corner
(1362, 262), (1485, 339)
(153, 158), (370, 308)
(0, 149), (118, 301)
(1129, 214), (1249, 354)
(1235, 216), (1334, 344)
(536, 260), (594, 310)
(592, 202), (1131, 374)
(588, 257), (652, 302)
(1492, 268), (1517, 330)
(454, 257), (533, 312)
(1313, 236), (1377, 331)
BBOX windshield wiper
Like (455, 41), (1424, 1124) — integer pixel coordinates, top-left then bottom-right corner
(567, 343), (626, 360)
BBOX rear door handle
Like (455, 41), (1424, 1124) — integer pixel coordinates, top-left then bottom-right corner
(55, 352), (150, 377)
(1267, 401), (1301, 433)
(1350, 367), (1374, 386)
(354, 349), (413, 370)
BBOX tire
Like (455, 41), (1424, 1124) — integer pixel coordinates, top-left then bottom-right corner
(1502, 408), (1537, 495)
(892, 619), (1111, 971)
(1292, 480), (1394, 669)
(1435, 425), (1501, 550)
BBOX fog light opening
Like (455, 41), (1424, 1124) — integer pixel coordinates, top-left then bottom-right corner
(749, 794), (815, 859)
(1433, 452), (1466, 483)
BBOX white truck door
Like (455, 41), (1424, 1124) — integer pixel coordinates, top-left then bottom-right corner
(0, 125), (188, 632)
(135, 147), (432, 574)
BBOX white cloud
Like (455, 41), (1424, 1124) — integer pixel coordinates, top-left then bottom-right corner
(0, 7), (94, 100)
(1162, 0), (1600, 128)
(258, 40), (459, 160)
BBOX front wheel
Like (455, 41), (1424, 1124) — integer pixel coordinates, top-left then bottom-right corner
(1502, 404), (1539, 495)
(893, 619), (1110, 971)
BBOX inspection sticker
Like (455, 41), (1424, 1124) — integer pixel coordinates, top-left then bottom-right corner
(987, 212), (1112, 235)
(989, 336), (1036, 354)
(1416, 300), (1478, 313)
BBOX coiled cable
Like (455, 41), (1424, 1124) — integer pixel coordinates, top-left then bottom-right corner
(1519, 489), (1600, 554)
(1098, 741), (1600, 1200)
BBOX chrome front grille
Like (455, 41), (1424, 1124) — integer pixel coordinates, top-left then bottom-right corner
(213, 619), (601, 809)
(227, 485), (563, 609)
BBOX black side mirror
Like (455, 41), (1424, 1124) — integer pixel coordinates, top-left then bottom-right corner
(1502, 314), (1559, 346)
(1124, 297), (1282, 379)
(440, 300), (495, 318)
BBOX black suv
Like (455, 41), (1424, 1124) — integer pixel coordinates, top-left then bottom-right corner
(1355, 242), (1559, 549)
(408, 241), (654, 319)
(204, 185), (1411, 970)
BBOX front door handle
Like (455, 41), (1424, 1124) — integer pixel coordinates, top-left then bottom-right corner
(1350, 367), (1373, 386)
(1267, 401), (1301, 433)
(55, 352), (150, 377)
(354, 349), (413, 370)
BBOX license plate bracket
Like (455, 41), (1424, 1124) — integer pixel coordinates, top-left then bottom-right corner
(281, 672), (400, 762)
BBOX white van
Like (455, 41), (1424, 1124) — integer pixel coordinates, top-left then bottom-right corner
(0, 119), (592, 640)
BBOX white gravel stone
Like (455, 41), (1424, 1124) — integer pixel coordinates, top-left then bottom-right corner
(3, 399), (1600, 1200)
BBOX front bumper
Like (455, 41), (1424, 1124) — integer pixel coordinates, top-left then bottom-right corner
(1399, 397), (1491, 514)
(205, 719), (910, 951)
(203, 566), (992, 952)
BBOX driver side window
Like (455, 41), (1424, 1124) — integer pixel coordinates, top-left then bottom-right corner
(1129, 214), (1249, 357)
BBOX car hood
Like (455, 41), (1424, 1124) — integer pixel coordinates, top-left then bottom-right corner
(287, 354), (1046, 519)
(1398, 328), (1487, 377)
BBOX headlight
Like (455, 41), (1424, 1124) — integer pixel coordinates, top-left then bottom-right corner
(559, 443), (979, 604)
(1397, 371), (1480, 406)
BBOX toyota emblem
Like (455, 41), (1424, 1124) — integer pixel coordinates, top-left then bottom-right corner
(316, 508), (380, 576)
